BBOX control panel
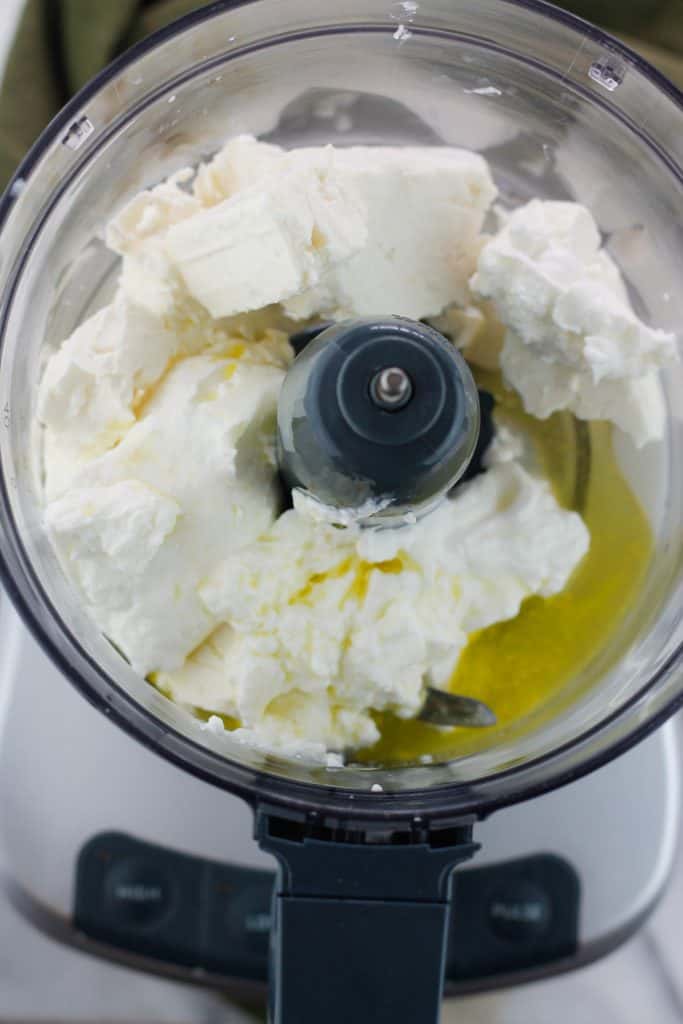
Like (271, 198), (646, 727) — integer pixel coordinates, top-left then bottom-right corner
(75, 832), (579, 990)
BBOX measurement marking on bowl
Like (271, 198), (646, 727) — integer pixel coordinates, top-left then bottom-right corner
(62, 116), (94, 150)
(589, 54), (625, 91)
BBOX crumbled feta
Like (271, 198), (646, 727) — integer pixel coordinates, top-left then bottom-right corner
(159, 462), (588, 752)
(192, 134), (284, 206)
(38, 292), (204, 497)
(106, 168), (200, 253)
(471, 199), (677, 443)
(45, 351), (288, 674)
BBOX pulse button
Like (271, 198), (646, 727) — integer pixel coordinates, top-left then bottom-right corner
(486, 879), (551, 942)
(104, 857), (176, 929)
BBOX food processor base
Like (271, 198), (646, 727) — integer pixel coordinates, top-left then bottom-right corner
(0, 593), (678, 1001)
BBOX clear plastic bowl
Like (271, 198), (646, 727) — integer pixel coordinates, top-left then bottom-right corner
(0, 0), (681, 825)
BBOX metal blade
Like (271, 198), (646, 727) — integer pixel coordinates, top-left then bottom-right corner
(419, 687), (497, 728)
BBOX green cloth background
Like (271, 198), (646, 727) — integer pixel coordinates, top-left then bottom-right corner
(0, 0), (682, 189)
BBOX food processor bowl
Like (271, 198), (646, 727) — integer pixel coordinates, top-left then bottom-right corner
(0, 0), (680, 814)
(0, 2), (681, 1019)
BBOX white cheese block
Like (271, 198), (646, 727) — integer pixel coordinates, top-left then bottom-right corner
(164, 161), (368, 318)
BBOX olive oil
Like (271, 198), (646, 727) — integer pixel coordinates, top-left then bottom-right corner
(359, 372), (652, 765)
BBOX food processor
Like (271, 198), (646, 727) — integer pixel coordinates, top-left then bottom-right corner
(0, 1), (682, 1021)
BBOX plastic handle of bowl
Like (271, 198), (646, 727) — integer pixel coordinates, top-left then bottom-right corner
(257, 808), (479, 1024)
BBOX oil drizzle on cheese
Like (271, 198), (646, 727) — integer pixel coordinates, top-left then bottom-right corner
(358, 370), (652, 766)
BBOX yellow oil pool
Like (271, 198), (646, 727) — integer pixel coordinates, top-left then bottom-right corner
(360, 371), (652, 765)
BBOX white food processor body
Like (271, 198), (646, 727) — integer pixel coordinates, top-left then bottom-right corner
(0, 2), (681, 1022)
(0, 609), (679, 1007)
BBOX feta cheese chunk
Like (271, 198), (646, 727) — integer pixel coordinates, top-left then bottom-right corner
(164, 161), (368, 318)
(284, 145), (497, 320)
(471, 199), (677, 443)
(38, 292), (200, 498)
(192, 134), (284, 206)
(46, 478), (180, 616)
(189, 138), (497, 320)
(500, 330), (667, 447)
(110, 138), (496, 323)
(45, 352), (286, 674)
(106, 170), (201, 317)
(39, 288), (292, 500)
(106, 168), (200, 253)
